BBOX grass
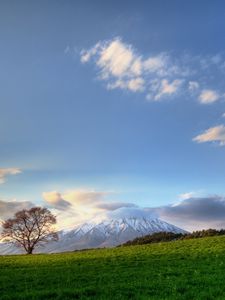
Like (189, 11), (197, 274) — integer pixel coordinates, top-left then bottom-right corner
(1, 236), (225, 299)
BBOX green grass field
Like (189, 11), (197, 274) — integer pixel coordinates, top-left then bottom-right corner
(1, 236), (225, 300)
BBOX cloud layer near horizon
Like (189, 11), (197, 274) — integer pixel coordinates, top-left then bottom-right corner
(42, 190), (137, 229)
(0, 199), (34, 221)
(2, 190), (225, 232)
(150, 196), (225, 231)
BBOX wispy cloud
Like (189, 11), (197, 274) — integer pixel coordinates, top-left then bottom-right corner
(0, 168), (22, 184)
(80, 37), (186, 101)
(107, 77), (145, 92)
(178, 191), (201, 200)
(154, 79), (182, 100)
(188, 81), (199, 91)
(80, 37), (224, 104)
(193, 125), (225, 146)
(198, 89), (220, 104)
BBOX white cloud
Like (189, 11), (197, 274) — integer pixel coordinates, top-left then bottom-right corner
(198, 89), (220, 104)
(108, 77), (145, 92)
(127, 77), (145, 92)
(80, 43), (100, 63)
(62, 190), (108, 205)
(188, 81), (199, 91)
(143, 54), (168, 74)
(154, 79), (182, 100)
(96, 39), (135, 78)
(81, 52), (91, 63)
(0, 168), (22, 184)
(178, 192), (198, 200)
(80, 38), (185, 100)
(80, 37), (225, 105)
(130, 58), (142, 76)
(193, 125), (225, 146)
(107, 79), (126, 90)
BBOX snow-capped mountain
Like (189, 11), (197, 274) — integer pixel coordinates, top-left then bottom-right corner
(0, 217), (186, 255)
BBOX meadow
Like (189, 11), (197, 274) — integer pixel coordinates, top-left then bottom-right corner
(1, 236), (225, 299)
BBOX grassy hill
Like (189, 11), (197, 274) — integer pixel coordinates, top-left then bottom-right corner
(1, 236), (225, 299)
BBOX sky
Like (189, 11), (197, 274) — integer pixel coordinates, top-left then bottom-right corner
(1, 0), (225, 231)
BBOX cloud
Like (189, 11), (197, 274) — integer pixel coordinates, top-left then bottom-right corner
(79, 37), (225, 104)
(188, 81), (199, 91)
(58, 192), (225, 232)
(42, 189), (136, 229)
(96, 39), (135, 78)
(41, 188), (225, 232)
(127, 77), (145, 92)
(198, 89), (220, 104)
(105, 207), (157, 220)
(42, 191), (71, 210)
(193, 125), (225, 146)
(107, 77), (145, 92)
(80, 37), (185, 99)
(0, 199), (34, 221)
(143, 54), (168, 74)
(0, 168), (22, 184)
(178, 192), (200, 200)
(3, 189), (225, 232)
(154, 79), (182, 100)
(62, 190), (109, 205)
(81, 43), (100, 63)
(96, 202), (137, 211)
(153, 196), (225, 231)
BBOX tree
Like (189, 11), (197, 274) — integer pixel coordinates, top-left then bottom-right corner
(1, 207), (58, 254)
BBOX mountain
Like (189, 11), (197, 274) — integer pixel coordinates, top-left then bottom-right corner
(0, 217), (186, 255)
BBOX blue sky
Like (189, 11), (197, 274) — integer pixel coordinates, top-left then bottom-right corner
(1, 0), (225, 230)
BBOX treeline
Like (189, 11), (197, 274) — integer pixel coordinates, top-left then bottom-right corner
(183, 229), (225, 239)
(122, 232), (183, 246)
(121, 229), (225, 247)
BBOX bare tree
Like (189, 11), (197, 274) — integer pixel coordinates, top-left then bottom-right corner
(1, 207), (58, 254)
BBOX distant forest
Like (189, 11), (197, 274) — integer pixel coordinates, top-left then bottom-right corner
(121, 229), (225, 247)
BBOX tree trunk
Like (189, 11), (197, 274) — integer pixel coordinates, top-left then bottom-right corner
(27, 247), (33, 254)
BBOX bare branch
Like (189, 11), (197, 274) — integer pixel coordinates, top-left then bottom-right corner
(1, 207), (58, 254)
